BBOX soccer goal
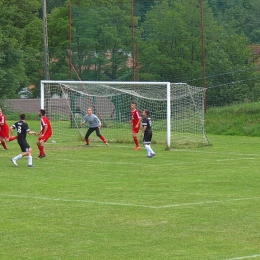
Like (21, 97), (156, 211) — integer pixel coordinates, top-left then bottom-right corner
(40, 80), (210, 148)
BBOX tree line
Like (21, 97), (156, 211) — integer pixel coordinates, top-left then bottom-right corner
(0, 0), (259, 106)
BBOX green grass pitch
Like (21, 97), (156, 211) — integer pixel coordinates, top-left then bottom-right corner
(1, 132), (260, 259)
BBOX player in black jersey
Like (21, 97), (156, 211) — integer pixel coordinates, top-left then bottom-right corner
(10, 114), (37, 167)
(141, 109), (156, 158)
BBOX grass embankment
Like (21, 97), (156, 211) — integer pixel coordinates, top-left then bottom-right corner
(205, 101), (260, 136)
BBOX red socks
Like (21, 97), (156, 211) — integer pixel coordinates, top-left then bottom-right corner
(100, 135), (107, 143)
(9, 136), (18, 141)
(133, 136), (139, 147)
(1, 141), (7, 149)
(38, 145), (44, 156)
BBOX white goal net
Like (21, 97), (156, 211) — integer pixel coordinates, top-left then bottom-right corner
(40, 80), (210, 148)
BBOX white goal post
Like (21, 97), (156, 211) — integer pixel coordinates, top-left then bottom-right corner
(40, 80), (210, 148)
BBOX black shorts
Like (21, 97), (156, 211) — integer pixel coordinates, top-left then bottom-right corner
(18, 140), (30, 153)
(143, 131), (152, 145)
(85, 127), (101, 138)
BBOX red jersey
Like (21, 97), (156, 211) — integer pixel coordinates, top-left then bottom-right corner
(0, 113), (9, 137)
(131, 109), (141, 127)
(0, 113), (7, 127)
(40, 116), (52, 136)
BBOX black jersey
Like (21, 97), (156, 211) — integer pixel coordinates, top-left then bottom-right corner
(142, 116), (152, 132)
(13, 121), (30, 142)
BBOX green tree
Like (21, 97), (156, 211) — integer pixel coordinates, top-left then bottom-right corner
(47, 5), (70, 80)
(202, 0), (260, 105)
(48, 1), (134, 81)
(73, 3), (133, 80)
(134, 0), (155, 23)
(208, 0), (260, 43)
(139, 0), (203, 82)
(244, 0), (260, 43)
(138, 0), (255, 105)
(70, 0), (128, 7)
(47, 0), (67, 13)
(45, 0), (257, 107)
(0, 0), (42, 98)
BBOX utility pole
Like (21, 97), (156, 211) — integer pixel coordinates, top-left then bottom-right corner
(69, 2), (72, 80)
(200, 0), (207, 112)
(131, 0), (135, 81)
(43, 0), (50, 80)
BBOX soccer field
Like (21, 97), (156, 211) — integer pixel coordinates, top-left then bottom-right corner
(1, 134), (260, 260)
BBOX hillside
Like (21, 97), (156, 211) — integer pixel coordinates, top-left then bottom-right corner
(205, 102), (260, 136)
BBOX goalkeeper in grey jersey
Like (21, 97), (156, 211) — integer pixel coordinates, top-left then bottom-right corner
(80, 107), (108, 146)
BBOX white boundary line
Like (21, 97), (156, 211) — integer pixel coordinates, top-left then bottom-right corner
(0, 194), (259, 209)
(174, 150), (260, 158)
(225, 254), (260, 260)
(37, 156), (258, 166)
(0, 194), (157, 208)
(158, 197), (260, 208)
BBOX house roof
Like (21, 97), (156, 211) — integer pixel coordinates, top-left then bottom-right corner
(249, 45), (260, 55)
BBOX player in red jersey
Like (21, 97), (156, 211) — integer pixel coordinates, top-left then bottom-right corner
(0, 108), (17, 150)
(37, 109), (52, 159)
(129, 101), (142, 150)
